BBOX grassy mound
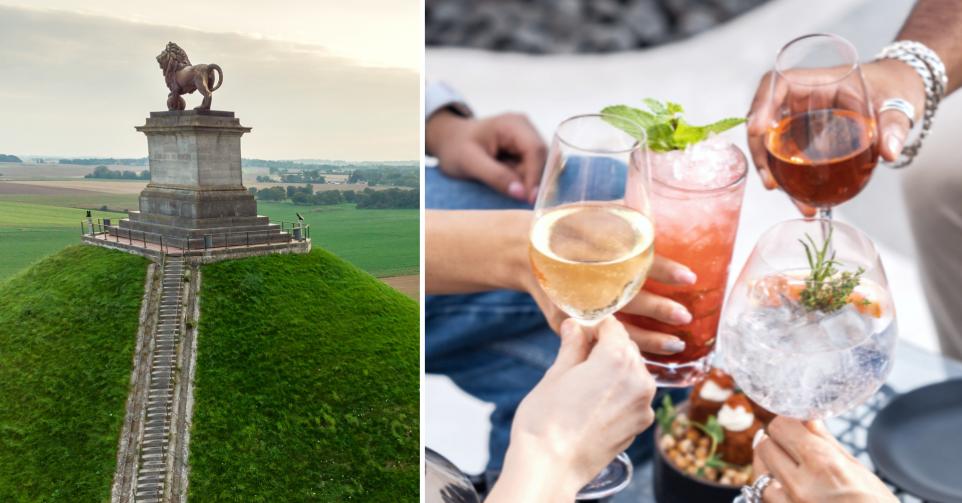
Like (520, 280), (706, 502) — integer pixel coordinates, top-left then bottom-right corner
(188, 248), (419, 501)
(0, 245), (148, 501)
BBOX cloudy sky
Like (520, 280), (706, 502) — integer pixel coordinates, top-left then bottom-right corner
(0, 1), (420, 160)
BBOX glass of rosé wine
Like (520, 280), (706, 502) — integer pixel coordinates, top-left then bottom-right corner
(764, 33), (879, 220)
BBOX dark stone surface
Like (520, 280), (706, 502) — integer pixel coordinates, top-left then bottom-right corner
(425, 0), (772, 54)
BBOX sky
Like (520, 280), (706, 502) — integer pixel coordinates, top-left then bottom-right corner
(0, 1), (421, 161)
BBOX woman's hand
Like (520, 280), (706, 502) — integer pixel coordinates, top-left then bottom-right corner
(746, 59), (926, 216)
(518, 251), (697, 356)
(426, 110), (547, 203)
(425, 209), (696, 355)
(752, 417), (897, 503)
(487, 317), (658, 502)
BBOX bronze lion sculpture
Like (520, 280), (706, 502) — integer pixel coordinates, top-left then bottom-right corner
(156, 42), (223, 111)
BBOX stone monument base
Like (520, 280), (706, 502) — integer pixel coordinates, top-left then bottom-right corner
(111, 109), (292, 250)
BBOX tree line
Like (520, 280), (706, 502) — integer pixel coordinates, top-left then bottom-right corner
(0, 154), (22, 163)
(250, 185), (417, 209)
(60, 158), (147, 166)
(257, 172), (326, 183)
(85, 165), (150, 180)
(346, 166), (418, 188)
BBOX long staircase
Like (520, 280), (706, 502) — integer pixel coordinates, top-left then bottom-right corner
(135, 256), (185, 502)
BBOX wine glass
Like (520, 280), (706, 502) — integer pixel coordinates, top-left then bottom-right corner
(530, 113), (653, 499)
(765, 33), (879, 220)
(718, 218), (897, 420)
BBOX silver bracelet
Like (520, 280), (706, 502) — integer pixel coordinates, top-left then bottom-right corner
(875, 41), (948, 168)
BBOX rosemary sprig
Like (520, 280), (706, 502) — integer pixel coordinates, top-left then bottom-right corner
(798, 229), (864, 313)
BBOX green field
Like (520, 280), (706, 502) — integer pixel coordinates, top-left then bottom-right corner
(253, 202), (418, 277)
(0, 201), (124, 280)
(0, 246), (149, 501)
(0, 198), (418, 281)
(189, 249), (419, 500)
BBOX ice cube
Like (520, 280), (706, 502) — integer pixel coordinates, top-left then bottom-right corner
(817, 305), (871, 349)
(649, 136), (745, 191)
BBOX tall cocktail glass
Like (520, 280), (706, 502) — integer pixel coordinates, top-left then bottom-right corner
(618, 138), (748, 387)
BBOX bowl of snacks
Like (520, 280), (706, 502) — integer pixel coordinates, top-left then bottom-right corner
(653, 368), (774, 503)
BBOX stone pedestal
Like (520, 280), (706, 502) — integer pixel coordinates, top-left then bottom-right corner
(117, 110), (291, 249)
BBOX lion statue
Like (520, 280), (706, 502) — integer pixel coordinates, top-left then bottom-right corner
(156, 42), (223, 111)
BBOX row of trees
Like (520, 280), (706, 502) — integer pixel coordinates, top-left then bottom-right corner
(60, 158), (146, 166)
(250, 185), (417, 209)
(85, 165), (150, 180)
(346, 166), (418, 188)
(0, 154), (22, 163)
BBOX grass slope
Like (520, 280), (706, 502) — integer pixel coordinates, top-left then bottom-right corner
(256, 202), (419, 277)
(0, 245), (148, 501)
(189, 248), (419, 501)
(0, 201), (124, 281)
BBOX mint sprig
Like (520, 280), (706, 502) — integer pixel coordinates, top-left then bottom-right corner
(602, 99), (746, 152)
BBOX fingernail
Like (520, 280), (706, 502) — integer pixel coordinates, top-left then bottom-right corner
(508, 181), (525, 199)
(886, 133), (903, 157)
(663, 338), (686, 354)
(560, 319), (578, 339)
(670, 307), (692, 324)
(674, 268), (697, 285)
(753, 429), (766, 449)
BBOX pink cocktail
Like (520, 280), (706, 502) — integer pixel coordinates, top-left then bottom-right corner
(618, 137), (747, 386)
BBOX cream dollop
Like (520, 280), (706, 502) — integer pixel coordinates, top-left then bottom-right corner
(699, 379), (733, 402)
(717, 404), (754, 432)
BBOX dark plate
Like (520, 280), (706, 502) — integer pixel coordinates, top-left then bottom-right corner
(867, 378), (962, 503)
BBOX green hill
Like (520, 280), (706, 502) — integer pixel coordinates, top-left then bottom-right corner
(188, 248), (419, 501)
(0, 245), (149, 501)
(0, 245), (419, 501)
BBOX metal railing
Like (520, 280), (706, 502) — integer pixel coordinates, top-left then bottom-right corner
(81, 217), (309, 254)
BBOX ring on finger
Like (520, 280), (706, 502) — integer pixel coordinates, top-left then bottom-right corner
(879, 98), (916, 129)
(739, 473), (774, 503)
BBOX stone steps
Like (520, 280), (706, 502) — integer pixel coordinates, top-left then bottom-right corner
(134, 256), (185, 502)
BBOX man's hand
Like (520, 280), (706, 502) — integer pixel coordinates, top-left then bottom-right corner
(746, 59), (926, 216)
(426, 110), (547, 203)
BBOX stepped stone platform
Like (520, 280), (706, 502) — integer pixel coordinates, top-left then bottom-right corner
(87, 109), (310, 261)
(115, 110), (294, 249)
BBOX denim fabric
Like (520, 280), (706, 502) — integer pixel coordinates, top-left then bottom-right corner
(425, 166), (686, 478)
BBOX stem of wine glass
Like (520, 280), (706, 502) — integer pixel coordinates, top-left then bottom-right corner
(818, 207), (833, 254)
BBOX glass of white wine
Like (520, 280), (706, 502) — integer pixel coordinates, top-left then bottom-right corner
(529, 113), (653, 499)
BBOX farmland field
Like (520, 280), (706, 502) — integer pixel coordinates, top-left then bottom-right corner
(256, 202), (419, 277)
(0, 200), (124, 280)
(0, 188), (418, 282)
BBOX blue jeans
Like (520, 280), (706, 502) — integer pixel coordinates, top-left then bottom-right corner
(425, 167), (681, 479)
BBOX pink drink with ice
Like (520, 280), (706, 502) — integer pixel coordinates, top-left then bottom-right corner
(618, 138), (748, 386)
